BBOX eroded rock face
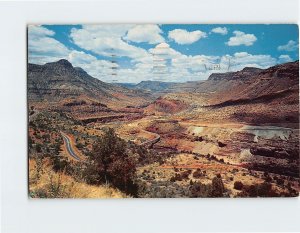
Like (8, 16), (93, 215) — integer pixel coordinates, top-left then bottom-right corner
(28, 59), (152, 106)
(200, 61), (299, 105)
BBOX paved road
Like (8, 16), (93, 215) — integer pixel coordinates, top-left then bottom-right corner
(140, 132), (160, 148)
(61, 132), (81, 161)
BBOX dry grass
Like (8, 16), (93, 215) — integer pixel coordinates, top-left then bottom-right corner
(29, 159), (127, 198)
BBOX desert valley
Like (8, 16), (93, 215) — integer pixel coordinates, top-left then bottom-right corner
(28, 58), (299, 198)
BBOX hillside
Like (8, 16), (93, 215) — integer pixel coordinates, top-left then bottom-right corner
(195, 61), (299, 106)
(145, 61), (299, 127)
(28, 59), (152, 109)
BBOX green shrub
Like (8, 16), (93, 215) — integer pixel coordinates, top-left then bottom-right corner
(86, 128), (137, 195)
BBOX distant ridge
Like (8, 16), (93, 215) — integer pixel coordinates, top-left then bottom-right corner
(196, 60), (299, 105)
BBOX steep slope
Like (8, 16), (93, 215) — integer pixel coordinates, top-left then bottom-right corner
(195, 61), (299, 106)
(28, 59), (152, 109)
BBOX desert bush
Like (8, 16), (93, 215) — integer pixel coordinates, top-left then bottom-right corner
(237, 182), (275, 197)
(181, 170), (191, 179)
(35, 143), (42, 153)
(51, 155), (69, 172)
(192, 169), (202, 178)
(276, 177), (284, 186)
(47, 172), (68, 198)
(76, 142), (84, 149)
(86, 128), (138, 196)
(29, 160), (71, 198)
(189, 181), (212, 197)
(234, 181), (244, 190)
(232, 168), (238, 174)
(170, 173), (183, 182)
(189, 176), (226, 198)
(170, 170), (191, 182)
(53, 141), (62, 155)
(30, 173), (71, 198)
(218, 141), (226, 147)
(211, 176), (225, 197)
(256, 182), (272, 196)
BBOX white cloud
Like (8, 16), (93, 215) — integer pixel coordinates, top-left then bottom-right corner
(70, 24), (149, 59)
(211, 27), (228, 35)
(226, 52), (276, 70)
(149, 42), (181, 58)
(154, 42), (170, 49)
(172, 54), (219, 72)
(28, 25), (55, 38)
(28, 25), (279, 84)
(67, 50), (121, 81)
(278, 54), (292, 63)
(123, 48), (277, 83)
(226, 31), (257, 46)
(28, 25), (70, 64)
(29, 37), (69, 56)
(168, 29), (207, 44)
(68, 50), (97, 64)
(277, 40), (298, 52)
(29, 54), (68, 65)
(124, 24), (165, 44)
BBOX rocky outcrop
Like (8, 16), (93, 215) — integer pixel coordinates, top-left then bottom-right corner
(196, 61), (299, 106)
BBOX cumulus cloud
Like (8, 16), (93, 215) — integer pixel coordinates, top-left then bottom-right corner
(277, 40), (298, 52)
(211, 27), (228, 35)
(28, 25), (70, 64)
(28, 25), (280, 84)
(70, 24), (149, 60)
(149, 43), (181, 57)
(278, 54), (292, 63)
(124, 24), (165, 44)
(168, 29), (207, 44)
(68, 50), (97, 64)
(228, 52), (276, 69)
(74, 48), (278, 83)
(169, 52), (276, 81)
(226, 31), (257, 46)
(28, 25), (55, 38)
(68, 50), (121, 81)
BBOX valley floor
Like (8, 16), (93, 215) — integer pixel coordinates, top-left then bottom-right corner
(28, 97), (300, 198)
(99, 115), (299, 197)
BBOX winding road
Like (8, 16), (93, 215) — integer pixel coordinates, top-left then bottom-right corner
(61, 132), (81, 161)
(140, 131), (160, 148)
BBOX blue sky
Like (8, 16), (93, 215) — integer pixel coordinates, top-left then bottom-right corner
(28, 24), (299, 83)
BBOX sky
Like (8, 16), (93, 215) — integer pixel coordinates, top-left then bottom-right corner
(28, 24), (299, 83)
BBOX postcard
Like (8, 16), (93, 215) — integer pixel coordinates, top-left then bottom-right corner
(28, 24), (299, 198)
